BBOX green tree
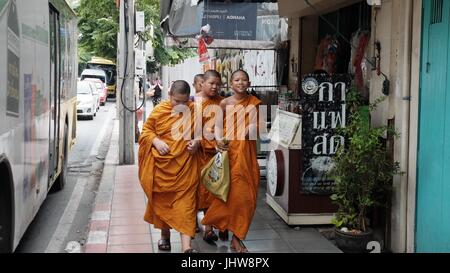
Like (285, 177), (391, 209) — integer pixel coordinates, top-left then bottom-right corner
(76, 0), (194, 74)
(76, 0), (119, 65)
(135, 0), (195, 73)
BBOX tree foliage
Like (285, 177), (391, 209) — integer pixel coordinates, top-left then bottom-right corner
(135, 0), (195, 73)
(76, 0), (119, 61)
(76, 0), (195, 74)
(330, 90), (402, 232)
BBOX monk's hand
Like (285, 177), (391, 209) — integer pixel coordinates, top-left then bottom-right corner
(153, 138), (170, 155)
(216, 139), (229, 152)
(187, 140), (200, 153)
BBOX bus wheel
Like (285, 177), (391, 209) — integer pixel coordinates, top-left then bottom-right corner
(53, 124), (68, 191)
(0, 162), (13, 253)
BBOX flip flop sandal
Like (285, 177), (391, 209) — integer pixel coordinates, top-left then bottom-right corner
(158, 238), (171, 251)
(203, 230), (218, 245)
(230, 237), (248, 253)
(184, 248), (199, 253)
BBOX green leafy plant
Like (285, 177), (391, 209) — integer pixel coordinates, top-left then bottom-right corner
(76, 0), (195, 74)
(330, 89), (401, 233)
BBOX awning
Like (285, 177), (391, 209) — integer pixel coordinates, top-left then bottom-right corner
(164, 36), (286, 50)
(160, 0), (287, 50)
(278, 0), (362, 18)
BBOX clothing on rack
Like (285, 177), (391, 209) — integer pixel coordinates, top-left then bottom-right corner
(353, 30), (371, 91)
(314, 34), (340, 75)
(348, 29), (371, 102)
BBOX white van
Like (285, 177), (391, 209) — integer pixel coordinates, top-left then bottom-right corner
(80, 69), (107, 84)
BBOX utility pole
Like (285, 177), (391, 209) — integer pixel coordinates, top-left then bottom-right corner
(142, 39), (147, 122)
(117, 0), (135, 164)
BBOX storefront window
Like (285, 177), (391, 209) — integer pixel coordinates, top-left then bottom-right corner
(300, 1), (372, 103)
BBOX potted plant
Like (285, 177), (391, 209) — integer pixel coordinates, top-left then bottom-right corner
(329, 91), (401, 253)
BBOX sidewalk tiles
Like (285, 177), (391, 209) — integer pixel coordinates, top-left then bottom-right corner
(84, 164), (341, 253)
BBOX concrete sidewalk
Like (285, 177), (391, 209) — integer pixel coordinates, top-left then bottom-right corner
(83, 119), (342, 253)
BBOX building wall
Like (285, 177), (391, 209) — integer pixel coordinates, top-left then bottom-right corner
(300, 16), (319, 77)
(407, 0), (422, 253)
(288, 17), (300, 95)
(161, 56), (204, 99)
(285, 0), (423, 253)
(370, 0), (422, 253)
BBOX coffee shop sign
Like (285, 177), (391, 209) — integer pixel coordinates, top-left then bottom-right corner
(302, 77), (347, 156)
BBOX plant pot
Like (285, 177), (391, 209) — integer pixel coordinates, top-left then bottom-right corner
(334, 227), (374, 253)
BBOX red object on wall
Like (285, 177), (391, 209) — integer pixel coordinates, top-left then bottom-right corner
(203, 35), (214, 45)
(198, 38), (210, 63)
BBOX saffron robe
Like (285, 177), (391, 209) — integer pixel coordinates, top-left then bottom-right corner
(138, 100), (199, 237)
(201, 95), (262, 240)
(196, 95), (224, 210)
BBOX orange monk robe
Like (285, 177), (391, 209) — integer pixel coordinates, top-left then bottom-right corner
(138, 100), (199, 237)
(201, 95), (262, 240)
(195, 95), (224, 210)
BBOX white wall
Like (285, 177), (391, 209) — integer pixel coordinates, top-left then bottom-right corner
(371, 0), (421, 253)
(161, 56), (204, 99)
(284, 0), (422, 253)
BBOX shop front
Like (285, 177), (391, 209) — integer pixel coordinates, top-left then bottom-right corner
(276, 0), (449, 253)
(267, 0), (373, 225)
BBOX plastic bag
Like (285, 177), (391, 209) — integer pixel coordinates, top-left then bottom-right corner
(200, 151), (230, 202)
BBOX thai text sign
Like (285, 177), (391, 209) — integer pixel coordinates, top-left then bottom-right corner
(300, 74), (350, 195)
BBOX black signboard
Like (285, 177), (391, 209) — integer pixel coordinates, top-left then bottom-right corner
(202, 2), (257, 40)
(300, 74), (351, 195)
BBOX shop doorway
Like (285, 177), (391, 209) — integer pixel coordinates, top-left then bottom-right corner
(416, 0), (450, 252)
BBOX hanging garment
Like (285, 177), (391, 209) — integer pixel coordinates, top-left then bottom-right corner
(353, 31), (370, 91)
(314, 35), (332, 71)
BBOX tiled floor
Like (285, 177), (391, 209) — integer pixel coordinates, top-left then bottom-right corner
(149, 178), (342, 253)
(86, 162), (341, 253)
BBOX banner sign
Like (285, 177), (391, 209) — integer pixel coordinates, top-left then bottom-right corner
(300, 74), (351, 195)
(202, 2), (257, 40)
(168, 0), (204, 37)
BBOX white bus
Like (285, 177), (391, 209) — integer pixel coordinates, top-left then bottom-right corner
(0, 0), (78, 252)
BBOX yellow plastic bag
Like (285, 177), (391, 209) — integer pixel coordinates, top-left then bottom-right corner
(200, 151), (230, 202)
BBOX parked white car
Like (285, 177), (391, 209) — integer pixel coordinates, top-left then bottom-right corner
(80, 68), (107, 85)
(77, 81), (97, 120)
(89, 82), (100, 111)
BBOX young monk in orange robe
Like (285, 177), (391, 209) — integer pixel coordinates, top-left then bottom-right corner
(193, 74), (204, 94)
(193, 70), (226, 243)
(138, 80), (200, 253)
(202, 70), (262, 253)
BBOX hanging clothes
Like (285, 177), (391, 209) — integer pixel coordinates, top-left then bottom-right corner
(353, 31), (370, 92)
(348, 30), (360, 75)
(314, 34), (340, 74)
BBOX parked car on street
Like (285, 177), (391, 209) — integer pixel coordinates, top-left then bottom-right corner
(77, 81), (97, 120)
(84, 78), (107, 106)
(80, 69), (107, 85)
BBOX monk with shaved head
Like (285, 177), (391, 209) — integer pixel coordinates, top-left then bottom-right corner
(138, 80), (201, 253)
